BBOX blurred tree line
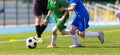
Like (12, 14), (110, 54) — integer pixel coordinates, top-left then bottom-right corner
(21, 0), (119, 4)
(83, 0), (120, 4)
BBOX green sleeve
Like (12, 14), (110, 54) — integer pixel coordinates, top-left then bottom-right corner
(59, 0), (69, 8)
(47, 0), (51, 10)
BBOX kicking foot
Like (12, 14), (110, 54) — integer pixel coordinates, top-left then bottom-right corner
(37, 38), (43, 44)
(34, 35), (44, 44)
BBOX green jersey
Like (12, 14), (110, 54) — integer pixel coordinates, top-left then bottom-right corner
(47, 0), (69, 31)
(47, 0), (69, 22)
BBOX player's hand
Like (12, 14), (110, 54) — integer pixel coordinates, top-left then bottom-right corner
(59, 7), (65, 12)
(59, 18), (63, 23)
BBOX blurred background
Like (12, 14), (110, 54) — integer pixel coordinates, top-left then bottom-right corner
(0, 0), (120, 34)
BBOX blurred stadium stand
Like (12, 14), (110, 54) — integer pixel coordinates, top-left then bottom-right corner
(0, 0), (34, 27)
(0, 0), (120, 28)
(0, 8), (4, 13)
(85, 2), (120, 25)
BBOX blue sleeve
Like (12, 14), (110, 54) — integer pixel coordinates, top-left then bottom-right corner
(69, 0), (78, 5)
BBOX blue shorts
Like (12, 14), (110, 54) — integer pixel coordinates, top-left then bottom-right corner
(71, 15), (89, 32)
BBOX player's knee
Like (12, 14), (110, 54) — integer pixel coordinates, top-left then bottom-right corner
(35, 17), (41, 25)
(70, 28), (76, 35)
(79, 34), (85, 37)
(78, 32), (85, 37)
(52, 30), (57, 35)
(36, 16), (41, 19)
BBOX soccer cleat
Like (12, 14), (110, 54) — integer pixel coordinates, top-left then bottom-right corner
(47, 44), (56, 48)
(98, 31), (104, 44)
(34, 35), (43, 44)
(69, 44), (82, 48)
(37, 38), (43, 44)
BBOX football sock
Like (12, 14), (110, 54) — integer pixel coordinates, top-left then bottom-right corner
(85, 31), (99, 37)
(40, 24), (47, 35)
(51, 35), (57, 45)
(72, 33), (80, 45)
(35, 25), (41, 38)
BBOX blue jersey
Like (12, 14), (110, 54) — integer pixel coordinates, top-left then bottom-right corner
(68, 0), (90, 32)
(69, 0), (89, 16)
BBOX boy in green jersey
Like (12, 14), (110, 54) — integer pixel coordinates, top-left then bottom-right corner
(46, 0), (81, 48)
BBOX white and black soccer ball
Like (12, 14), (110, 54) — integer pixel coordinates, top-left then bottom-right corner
(26, 37), (37, 49)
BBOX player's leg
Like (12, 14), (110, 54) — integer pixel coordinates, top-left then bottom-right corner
(61, 29), (71, 35)
(56, 14), (70, 35)
(56, 21), (81, 48)
(61, 29), (80, 46)
(39, 0), (49, 37)
(33, 1), (47, 44)
(34, 0), (49, 44)
(69, 27), (81, 48)
(78, 17), (104, 44)
(78, 31), (104, 44)
(33, 1), (42, 42)
(37, 11), (51, 43)
(35, 16), (42, 38)
(35, 16), (49, 44)
(47, 26), (58, 48)
(61, 29), (80, 48)
(68, 16), (81, 48)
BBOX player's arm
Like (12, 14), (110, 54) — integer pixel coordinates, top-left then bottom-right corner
(45, 10), (52, 20)
(59, 0), (77, 11)
(59, 5), (76, 11)
(66, 5), (76, 11)
(45, 0), (52, 20)
(43, 10), (52, 26)
(59, 11), (68, 23)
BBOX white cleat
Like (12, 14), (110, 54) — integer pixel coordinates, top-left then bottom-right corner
(98, 31), (104, 44)
(69, 44), (82, 48)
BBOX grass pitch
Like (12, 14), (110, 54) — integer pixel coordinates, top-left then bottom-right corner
(0, 26), (120, 55)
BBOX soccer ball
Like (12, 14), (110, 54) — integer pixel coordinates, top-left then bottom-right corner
(26, 37), (37, 49)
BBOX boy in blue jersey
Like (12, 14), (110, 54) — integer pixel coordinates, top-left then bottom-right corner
(59, 0), (104, 48)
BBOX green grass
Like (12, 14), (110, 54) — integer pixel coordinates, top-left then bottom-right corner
(0, 26), (120, 55)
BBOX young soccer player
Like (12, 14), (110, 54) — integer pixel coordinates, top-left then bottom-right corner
(59, 0), (104, 48)
(46, 0), (81, 48)
(33, 0), (49, 43)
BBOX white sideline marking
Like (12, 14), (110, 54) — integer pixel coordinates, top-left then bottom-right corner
(0, 29), (120, 44)
(0, 39), (25, 43)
